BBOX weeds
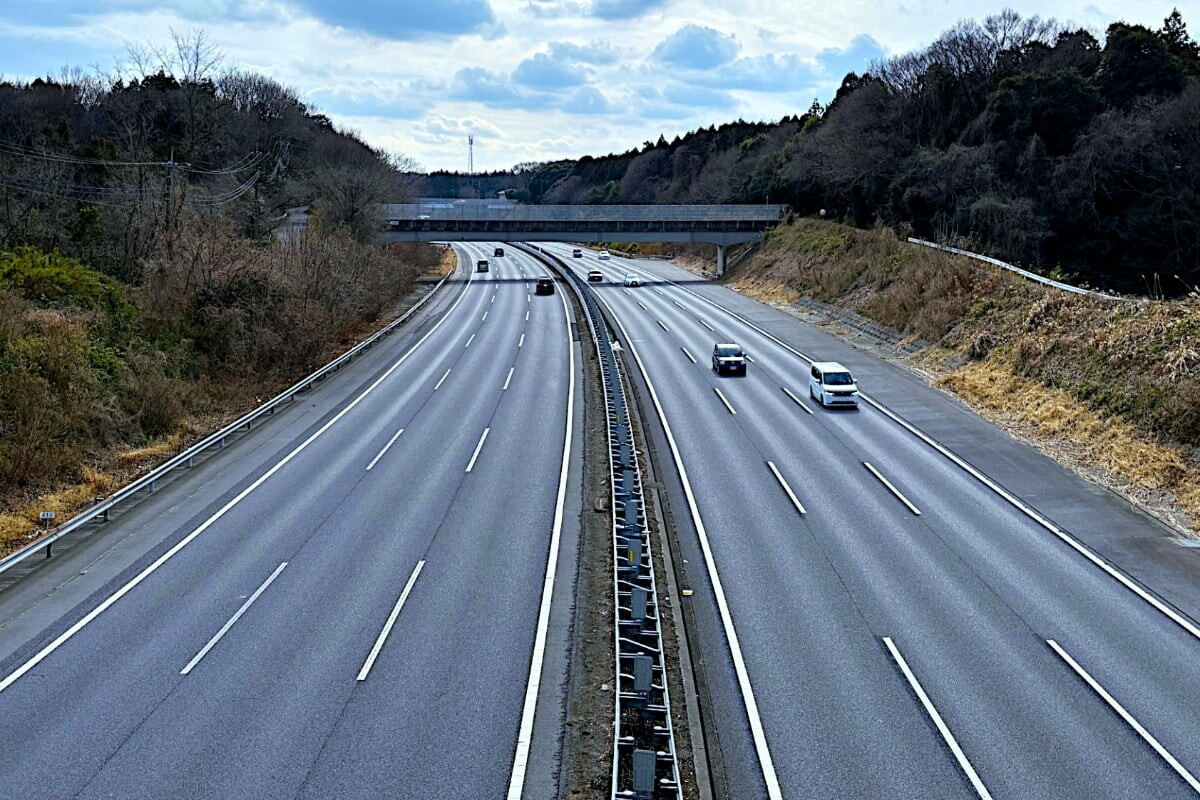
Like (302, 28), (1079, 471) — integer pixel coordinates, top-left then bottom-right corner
(731, 217), (1200, 531)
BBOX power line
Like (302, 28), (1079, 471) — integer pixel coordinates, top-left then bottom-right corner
(0, 138), (276, 176)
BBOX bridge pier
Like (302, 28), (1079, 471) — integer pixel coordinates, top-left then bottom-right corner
(716, 244), (727, 278)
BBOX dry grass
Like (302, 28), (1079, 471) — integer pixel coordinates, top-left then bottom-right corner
(116, 433), (188, 468)
(939, 360), (1200, 527)
(721, 217), (1200, 533)
(0, 466), (121, 555)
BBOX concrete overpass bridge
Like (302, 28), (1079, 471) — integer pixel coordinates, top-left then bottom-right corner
(381, 200), (788, 274)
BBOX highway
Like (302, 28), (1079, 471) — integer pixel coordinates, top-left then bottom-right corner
(546, 244), (1200, 800)
(0, 245), (579, 799)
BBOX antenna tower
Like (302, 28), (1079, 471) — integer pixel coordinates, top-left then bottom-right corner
(468, 134), (474, 178)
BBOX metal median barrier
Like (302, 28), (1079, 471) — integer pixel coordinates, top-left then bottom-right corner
(524, 244), (683, 800)
(0, 268), (455, 576)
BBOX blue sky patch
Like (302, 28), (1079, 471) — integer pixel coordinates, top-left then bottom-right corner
(293, 0), (497, 39)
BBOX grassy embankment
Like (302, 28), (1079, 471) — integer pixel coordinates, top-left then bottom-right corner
(729, 219), (1200, 532)
(0, 238), (451, 559)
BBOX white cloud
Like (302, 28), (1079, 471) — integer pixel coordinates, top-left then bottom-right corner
(652, 25), (740, 70)
(0, 0), (1189, 170)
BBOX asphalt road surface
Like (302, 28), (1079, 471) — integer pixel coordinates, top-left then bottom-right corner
(546, 243), (1200, 800)
(0, 244), (581, 800)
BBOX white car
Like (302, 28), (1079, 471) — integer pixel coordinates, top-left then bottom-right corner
(622, 274), (641, 287)
(808, 361), (859, 407)
(598, 250), (611, 260)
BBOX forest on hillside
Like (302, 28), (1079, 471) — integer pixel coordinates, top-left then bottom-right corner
(0, 34), (432, 499)
(424, 9), (1200, 297)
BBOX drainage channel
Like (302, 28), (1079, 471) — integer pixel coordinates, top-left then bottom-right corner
(527, 245), (683, 799)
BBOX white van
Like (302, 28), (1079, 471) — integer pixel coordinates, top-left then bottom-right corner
(809, 361), (859, 407)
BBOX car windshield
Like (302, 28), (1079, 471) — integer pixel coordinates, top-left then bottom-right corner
(716, 345), (743, 357)
(824, 371), (854, 385)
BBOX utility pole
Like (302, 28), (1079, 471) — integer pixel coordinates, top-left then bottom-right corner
(166, 148), (176, 257)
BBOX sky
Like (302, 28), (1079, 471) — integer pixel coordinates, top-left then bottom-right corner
(0, 1), (1195, 172)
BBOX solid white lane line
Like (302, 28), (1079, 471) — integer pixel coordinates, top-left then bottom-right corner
(714, 387), (737, 415)
(864, 461), (921, 515)
(782, 386), (814, 415)
(518, 333), (526, 348)
(465, 428), (491, 472)
(0, 266), (475, 697)
(482, 311), (488, 321)
(181, 562), (287, 676)
(502, 367), (515, 390)
(465, 333), (476, 348)
(867, 394), (1200, 641)
(657, 320), (670, 332)
(884, 637), (994, 800)
(590, 292), (783, 799)
(357, 561), (425, 681)
(681, 347), (696, 364)
(366, 428), (406, 471)
(434, 368), (452, 390)
(1047, 639), (1200, 793)
(507, 254), (576, 799)
(623, 264), (1200, 643)
(698, 318), (715, 332)
(637, 301), (648, 310)
(766, 461), (806, 515)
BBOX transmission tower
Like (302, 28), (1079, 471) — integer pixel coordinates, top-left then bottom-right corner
(468, 134), (474, 179)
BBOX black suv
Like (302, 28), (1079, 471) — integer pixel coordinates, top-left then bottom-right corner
(476, 259), (489, 272)
(712, 343), (747, 376)
(494, 247), (505, 257)
(535, 277), (555, 295)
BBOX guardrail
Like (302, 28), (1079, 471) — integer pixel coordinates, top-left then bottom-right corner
(525, 244), (683, 800)
(908, 237), (1123, 300)
(0, 267), (455, 576)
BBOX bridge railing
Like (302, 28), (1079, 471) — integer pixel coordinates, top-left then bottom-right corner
(383, 202), (788, 225)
